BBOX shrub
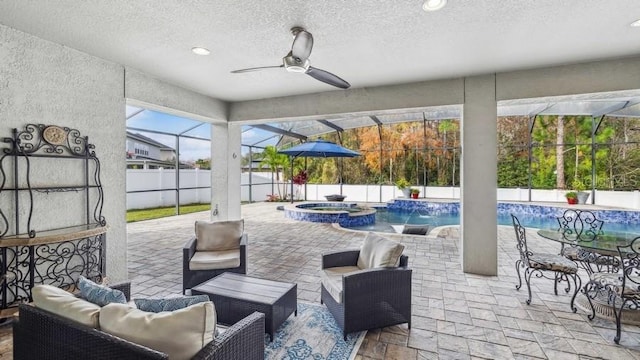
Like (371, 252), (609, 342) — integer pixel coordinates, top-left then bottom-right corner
(395, 178), (411, 189)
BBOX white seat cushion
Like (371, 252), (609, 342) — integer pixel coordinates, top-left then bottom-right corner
(357, 232), (405, 269)
(321, 266), (360, 303)
(100, 301), (215, 360)
(32, 284), (101, 328)
(189, 249), (241, 271)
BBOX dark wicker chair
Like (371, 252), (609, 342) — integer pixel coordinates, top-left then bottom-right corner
(320, 250), (412, 340)
(183, 234), (247, 294)
(511, 214), (581, 311)
(13, 281), (265, 360)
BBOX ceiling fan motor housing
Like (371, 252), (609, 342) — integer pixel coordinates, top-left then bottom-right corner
(283, 55), (309, 73)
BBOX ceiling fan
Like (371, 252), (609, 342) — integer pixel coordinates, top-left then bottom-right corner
(231, 27), (350, 89)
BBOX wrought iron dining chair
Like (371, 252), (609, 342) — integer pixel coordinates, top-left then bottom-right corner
(557, 209), (617, 274)
(588, 237), (640, 344)
(557, 209), (604, 241)
(511, 214), (581, 311)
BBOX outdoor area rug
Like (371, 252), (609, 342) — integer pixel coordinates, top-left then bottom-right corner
(264, 302), (366, 360)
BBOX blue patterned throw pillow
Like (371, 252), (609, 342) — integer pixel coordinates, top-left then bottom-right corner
(134, 295), (210, 313)
(77, 276), (127, 307)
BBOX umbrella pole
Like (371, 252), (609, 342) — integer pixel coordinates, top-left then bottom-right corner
(340, 158), (343, 195)
(290, 156), (294, 204)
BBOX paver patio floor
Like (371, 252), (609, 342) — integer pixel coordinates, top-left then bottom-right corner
(127, 202), (640, 359)
(2, 202), (640, 359)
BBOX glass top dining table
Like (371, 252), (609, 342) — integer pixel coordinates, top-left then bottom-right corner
(537, 229), (639, 255)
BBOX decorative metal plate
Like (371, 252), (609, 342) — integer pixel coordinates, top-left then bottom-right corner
(42, 125), (67, 145)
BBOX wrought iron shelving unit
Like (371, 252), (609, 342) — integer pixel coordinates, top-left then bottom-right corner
(0, 124), (107, 317)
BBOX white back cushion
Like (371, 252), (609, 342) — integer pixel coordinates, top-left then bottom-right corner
(100, 302), (215, 360)
(195, 219), (243, 251)
(32, 284), (101, 328)
(357, 232), (405, 269)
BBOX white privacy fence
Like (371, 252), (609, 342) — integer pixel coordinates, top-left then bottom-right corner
(126, 169), (275, 210)
(126, 169), (640, 210)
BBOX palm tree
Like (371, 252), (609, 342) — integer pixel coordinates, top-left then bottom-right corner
(258, 145), (289, 200)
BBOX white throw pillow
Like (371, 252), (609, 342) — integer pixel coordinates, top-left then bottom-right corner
(31, 284), (101, 328)
(100, 301), (215, 360)
(357, 232), (405, 269)
(195, 219), (244, 251)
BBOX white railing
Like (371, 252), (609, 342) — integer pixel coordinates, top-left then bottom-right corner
(126, 169), (640, 210)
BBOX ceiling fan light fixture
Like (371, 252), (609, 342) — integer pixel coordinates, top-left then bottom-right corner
(422, 0), (447, 12)
(191, 47), (211, 56)
(631, 19), (640, 27)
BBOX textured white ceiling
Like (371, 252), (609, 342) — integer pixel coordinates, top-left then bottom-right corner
(1, 0), (639, 102)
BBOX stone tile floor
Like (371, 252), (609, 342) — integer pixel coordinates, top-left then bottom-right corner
(2, 202), (640, 359)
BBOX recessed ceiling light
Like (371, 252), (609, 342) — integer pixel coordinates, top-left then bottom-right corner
(631, 19), (640, 27)
(191, 47), (210, 56)
(423, 0), (447, 12)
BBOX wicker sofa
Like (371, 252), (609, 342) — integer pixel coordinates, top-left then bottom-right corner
(12, 282), (265, 360)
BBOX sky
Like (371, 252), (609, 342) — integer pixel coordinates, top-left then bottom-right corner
(126, 105), (278, 161)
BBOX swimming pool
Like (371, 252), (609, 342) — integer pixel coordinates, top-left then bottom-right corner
(347, 200), (640, 234)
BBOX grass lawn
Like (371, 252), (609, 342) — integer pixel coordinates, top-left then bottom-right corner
(127, 203), (211, 223)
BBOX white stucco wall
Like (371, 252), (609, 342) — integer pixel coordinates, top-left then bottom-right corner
(0, 24), (128, 281)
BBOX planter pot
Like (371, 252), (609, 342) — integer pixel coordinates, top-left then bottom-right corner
(325, 194), (346, 202)
(411, 193), (419, 199)
(577, 191), (590, 204)
(567, 198), (578, 204)
(401, 189), (411, 198)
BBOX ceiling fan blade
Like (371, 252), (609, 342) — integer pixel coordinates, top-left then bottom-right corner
(291, 30), (313, 61)
(231, 65), (283, 73)
(305, 66), (350, 89)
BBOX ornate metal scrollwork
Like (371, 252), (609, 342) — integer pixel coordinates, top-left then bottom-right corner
(0, 234), (105, 308)
(0, 124), (107, 313)
(14, 124), (88, 156)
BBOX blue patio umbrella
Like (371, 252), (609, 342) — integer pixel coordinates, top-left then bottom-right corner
(278, 140), (361, 202)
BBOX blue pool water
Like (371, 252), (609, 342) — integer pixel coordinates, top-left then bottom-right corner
(349, 208), (640, 234)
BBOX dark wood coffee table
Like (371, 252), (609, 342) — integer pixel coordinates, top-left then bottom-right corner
(192, 272), (297, 341)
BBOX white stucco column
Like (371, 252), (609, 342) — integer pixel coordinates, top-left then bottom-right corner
(461, 75), (498, 275)
(211, 123), (242, 220)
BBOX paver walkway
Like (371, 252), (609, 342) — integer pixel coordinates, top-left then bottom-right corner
(2, 202), (640, 359)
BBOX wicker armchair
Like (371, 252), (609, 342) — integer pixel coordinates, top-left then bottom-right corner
(13, 281), (265, 360)
(183, 234), (247, 294)
(320, 249), (412, 340)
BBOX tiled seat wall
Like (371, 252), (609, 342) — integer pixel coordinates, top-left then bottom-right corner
(389, 199), (640, 224)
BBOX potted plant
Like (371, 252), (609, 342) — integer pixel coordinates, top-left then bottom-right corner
(410, 188), (420, 199)
(565, 191), (578, 205)
(572, 179), (590, 204)
(395, 178), (411, 198)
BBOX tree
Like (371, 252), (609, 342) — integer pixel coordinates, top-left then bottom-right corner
(556, 116), (565, 189)
(195, 158), (211, 170)
(258, 145), (289, 199)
